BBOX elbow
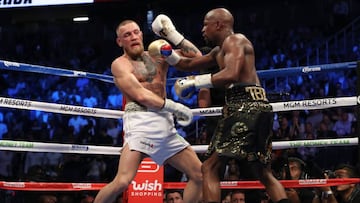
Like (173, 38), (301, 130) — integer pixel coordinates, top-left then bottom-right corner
(130, 92), (148, 105)
(133, 94), (147, 104)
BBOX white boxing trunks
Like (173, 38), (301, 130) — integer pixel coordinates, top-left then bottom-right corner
(123, 102), (190, 165)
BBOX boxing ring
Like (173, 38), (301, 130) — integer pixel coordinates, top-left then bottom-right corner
(0, 59), (359, 202)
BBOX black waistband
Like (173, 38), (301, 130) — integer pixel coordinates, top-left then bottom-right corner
(226, 84), (268, 103)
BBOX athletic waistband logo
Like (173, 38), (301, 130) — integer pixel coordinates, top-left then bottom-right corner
(245, 86), (267, 101)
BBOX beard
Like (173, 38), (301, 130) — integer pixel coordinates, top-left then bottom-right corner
(125, 45), (144, 60)
(204, 38), (216, 48)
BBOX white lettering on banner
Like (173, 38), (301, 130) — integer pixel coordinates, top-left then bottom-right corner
(302, 66), (321, 73)
(3, 60), (20, 67)
(357, 96), (360, 104)
(73, 71), (86, 76)
(0, 141), (34, 148)
(0, 98), (31, 107)
(130, 191), (162, 197)
(283, 98), (336, 109)
(131, 180), (162, 191)
(71, 145), (89, 151)
(220, 181), (238, 187)
(199, 108), (222, 115)
(299, 179), (327, 185)
(0, 0), (93, 8)
(4, 182), (25, 188)
(59, 105), (96, 114)
(72, 183), (92, 189)
(289, 139), (350, 148)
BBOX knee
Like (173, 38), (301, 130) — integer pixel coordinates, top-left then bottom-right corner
(111, 176), (133, 192)
(188, 166), (203, 184)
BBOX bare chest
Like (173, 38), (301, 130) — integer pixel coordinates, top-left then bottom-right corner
(131, 54), (160, 83)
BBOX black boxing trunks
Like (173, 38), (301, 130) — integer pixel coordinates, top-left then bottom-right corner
(206, 83), (273, 164)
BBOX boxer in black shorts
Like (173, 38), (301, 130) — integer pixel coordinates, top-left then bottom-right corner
(151, 7), (290, 203)
(207, 84), (273, 165)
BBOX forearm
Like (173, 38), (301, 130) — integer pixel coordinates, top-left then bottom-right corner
(175, 55), (216, 72)
(131, 88), (165, 110)
(177, 39), (202, 58)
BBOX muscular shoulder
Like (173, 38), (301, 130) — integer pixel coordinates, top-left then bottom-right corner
(223, 34), (254, 53)
(111, 56), (131, 76)
(224, 34), (251, 46)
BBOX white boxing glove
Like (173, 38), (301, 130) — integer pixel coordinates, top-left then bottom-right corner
(148, 39), (181, 65)
(175, 74), (213, 98)
(152, 14), (184, 46)
(162, 99), (193, 126)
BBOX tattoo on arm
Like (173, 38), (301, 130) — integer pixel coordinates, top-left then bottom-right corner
(182, 45), (199, 55)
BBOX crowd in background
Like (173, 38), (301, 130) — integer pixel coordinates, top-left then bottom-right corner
(0, 0), (360, 202)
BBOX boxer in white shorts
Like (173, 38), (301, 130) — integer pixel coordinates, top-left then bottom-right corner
(94, 17), (203, 203)
(123, 102), (190, 165)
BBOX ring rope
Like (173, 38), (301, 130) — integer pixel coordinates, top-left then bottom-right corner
(0, 60), (357, 84)
(0, 137), (357, 154)
(0, 179), (359, 191)
(0, 96), (357, 119)
(0, 60), (114, 83)
(0, 96), (124, 119)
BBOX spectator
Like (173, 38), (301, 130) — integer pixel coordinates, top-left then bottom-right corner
(281, 157), (318, 203)
(222, 191), (231, 203)
(0, 151), (14, 180)
(83, 89), (98, 108)
(0, 115), (8, 140)
(67, 115), (88, 136)
(317, 121), (337, 139)
(105, 86), (123, 109)
(298, 122), (318, 161)
(224, 159), (240, 181)
(165, 190), (184, 203)
(332, 111), (352, 137)
(231, 189), (246, 203)
(305, 110), (323, 131)
(289, 111), (305, 140)
(105, 119), (122, 146)
(320, 163), (360, 202)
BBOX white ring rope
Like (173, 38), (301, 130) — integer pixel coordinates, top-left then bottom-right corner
(0, 137), (358, 154)
(0, 96), (357, 118)
(0, 96), (358, 154)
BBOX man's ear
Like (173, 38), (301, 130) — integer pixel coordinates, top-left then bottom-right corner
(215, 21), (222, 30)
(116, 37), (122, 47)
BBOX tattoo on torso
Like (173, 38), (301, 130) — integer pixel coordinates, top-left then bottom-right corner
(132, 54), (157, 82)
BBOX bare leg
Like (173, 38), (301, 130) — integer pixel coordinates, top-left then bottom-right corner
(94, 144), (143, 203)
(201, 152), (222, 203)
(167, 147), (203, 203)
(259, 165), (288, 202)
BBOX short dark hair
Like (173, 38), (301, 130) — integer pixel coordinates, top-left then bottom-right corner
(288, 157), (306, 171)
(165, 190), (183, 199)
(231, 189), (246, 197)
(335, 164), (359, 178)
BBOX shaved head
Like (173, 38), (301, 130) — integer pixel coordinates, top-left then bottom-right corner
(205, 8), (234, 28)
